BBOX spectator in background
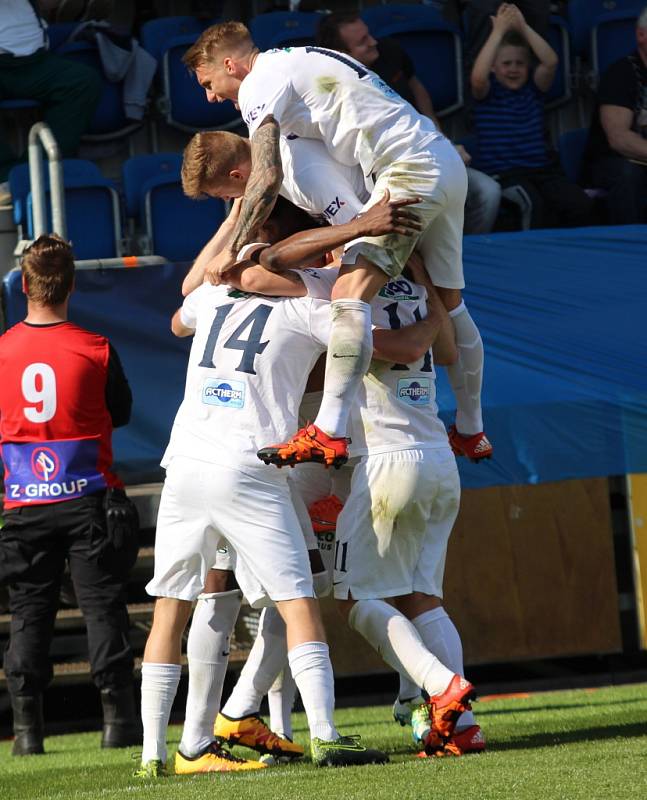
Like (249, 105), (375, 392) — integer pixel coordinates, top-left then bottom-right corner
(585, 6), (647, 225)
(0, 0), (101, 202)
(316, 12), (501, 235)
(470, 3), (593, 229)
(0, 234), (140, 755)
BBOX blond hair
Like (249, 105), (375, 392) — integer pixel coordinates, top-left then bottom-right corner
(182, 131), (251, 198)
(183, 21), (254, 71)
(21, 234), (75, 305)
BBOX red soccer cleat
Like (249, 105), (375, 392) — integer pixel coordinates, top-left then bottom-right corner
(448, 724), (486, 754)
(308, 495), (344, 534)
(257, 424), (349, 469)
(448, 425), (493, 462)
(427, 675), (476, 745)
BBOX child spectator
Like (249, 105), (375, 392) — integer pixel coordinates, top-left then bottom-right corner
(470, 3), (593, 229)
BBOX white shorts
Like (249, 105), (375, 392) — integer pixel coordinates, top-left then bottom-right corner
(342, 138), (467, 288)
(146, 456), (314, 605)
(333, 447), (460, 601)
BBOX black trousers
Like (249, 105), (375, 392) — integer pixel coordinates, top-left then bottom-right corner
(0, 494), (135, 697)
(498, 162), (594, 229)
(590, 154), (647, 225)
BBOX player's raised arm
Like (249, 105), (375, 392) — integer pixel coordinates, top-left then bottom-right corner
(257, 190), (422, 274)
(203, 116), (283, 285)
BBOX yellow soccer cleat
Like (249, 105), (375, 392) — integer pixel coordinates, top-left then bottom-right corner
(174, 739), (268, 774)
(214, 713), (304, 760)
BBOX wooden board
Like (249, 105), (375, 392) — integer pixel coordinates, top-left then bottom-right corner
(325, 478), (622, 677)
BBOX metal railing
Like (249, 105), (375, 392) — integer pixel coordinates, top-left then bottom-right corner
(27, 121), (66, 240)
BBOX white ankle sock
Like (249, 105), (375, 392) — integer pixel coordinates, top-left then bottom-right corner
(287, 641), (338, 741)
(314, 299), (372, 437)
(398, 673), (422, 702)
(179, 591), (241, 757)
(268, 667), (297, 740)
(221, 606), (287, 719)
(140, 662), (182, 763)
(446, 302), (484, 435)
(412, 607), (475, 728)
(348, 599), (454, 697)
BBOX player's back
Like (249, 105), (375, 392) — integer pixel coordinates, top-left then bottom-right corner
(240, 47), (443, 178)
(298, 268), (448, 456)
(165, 284), (330, 473)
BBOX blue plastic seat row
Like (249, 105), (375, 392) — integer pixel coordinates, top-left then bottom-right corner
(8, 155), (225, 263)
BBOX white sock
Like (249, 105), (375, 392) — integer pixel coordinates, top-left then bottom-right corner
(314, 299), (372, 437)
(221, 606), (287, 719)
(398, 672), (422, 702)
(412, 607), (475, 728)
(140, 662), (182, 763)
(179, 591), (241, 757)
(287, 641), (338, 741)
(268, 667), (297, 740)
(348, 599), (454, 697)
(446, 302), (484, 435)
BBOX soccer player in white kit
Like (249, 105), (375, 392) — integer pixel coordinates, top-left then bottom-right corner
(182, 22), (492, 469)
(136, 277), (390, 776)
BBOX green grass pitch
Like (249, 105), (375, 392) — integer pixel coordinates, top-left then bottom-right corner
(1, 683), (646, 800)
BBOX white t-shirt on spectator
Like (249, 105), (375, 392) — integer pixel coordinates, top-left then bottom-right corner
(1, 0), (45, 57)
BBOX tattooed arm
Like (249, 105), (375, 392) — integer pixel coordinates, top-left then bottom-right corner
(203, 116), (283, 285)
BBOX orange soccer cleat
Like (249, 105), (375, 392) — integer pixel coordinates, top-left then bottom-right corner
(174, 739), (267, 774)
(420, 724), (486, 758)
(448, 425), (493, 462)
(257, 424), (349, 469)
(214, 713), (304, 760)
(427, 675), (476, 746)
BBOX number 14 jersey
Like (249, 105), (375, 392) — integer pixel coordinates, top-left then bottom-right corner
(163, 284), (331, 473)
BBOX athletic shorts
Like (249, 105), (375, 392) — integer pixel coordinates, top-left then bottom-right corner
(333, 447), (460, 601)
(341, 138), (467, 288)
(146, 456), (314, 605)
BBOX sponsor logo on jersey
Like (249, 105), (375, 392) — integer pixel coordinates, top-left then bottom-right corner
(203, 378), (246, 409)
(2, 439), (106, 504)
(31, 446), (60, 482)
(397, 377), (431, 406)
(378, 279), (420, 301)
(322, 196), (347, 221)
(244, 103), (267, 125)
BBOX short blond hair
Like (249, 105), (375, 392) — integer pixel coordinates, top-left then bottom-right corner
(182, 131), (251, 198)
(183, 21), (254, 71)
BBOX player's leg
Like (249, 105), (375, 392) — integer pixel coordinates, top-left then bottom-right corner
(334, 451), (474, 752)
(267, 667), (298, 742)
(418, 149), (492, 460)
(178, 565), (242, 760)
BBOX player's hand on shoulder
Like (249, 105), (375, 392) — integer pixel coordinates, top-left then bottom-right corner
(204, 248), (236, 285)
(354, 189), (423, 238)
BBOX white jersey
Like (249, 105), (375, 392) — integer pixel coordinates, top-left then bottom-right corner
(162, 283), (330, 474)
(298, 268), (449, 456)
(278, 136), (368, 225)
(240, 47), (444, 183)
(1, 0), (45, 56)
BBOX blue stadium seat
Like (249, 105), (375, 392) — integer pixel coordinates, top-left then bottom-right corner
(249, 11), (322, 50)
(122, 153), (225, 261)
(567, 0), (643, 57)
(361, 4), (463, 116)
(8, 159), (123, 260)
(591, 11), (638, 77)
(545, 15), (572, 109)
(58, 40), (142, 140)
(140, 16), (204, 63)
(147, 34), (241, 132)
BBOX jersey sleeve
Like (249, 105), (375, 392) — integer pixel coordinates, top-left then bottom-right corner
(239, 65), (294, 138)
(180, 287), (201, 330)
(298, 267), (338, 300)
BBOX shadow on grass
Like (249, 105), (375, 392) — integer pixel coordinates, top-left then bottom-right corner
(488, 721), (647, 751)
(475, 697), (643, 717)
